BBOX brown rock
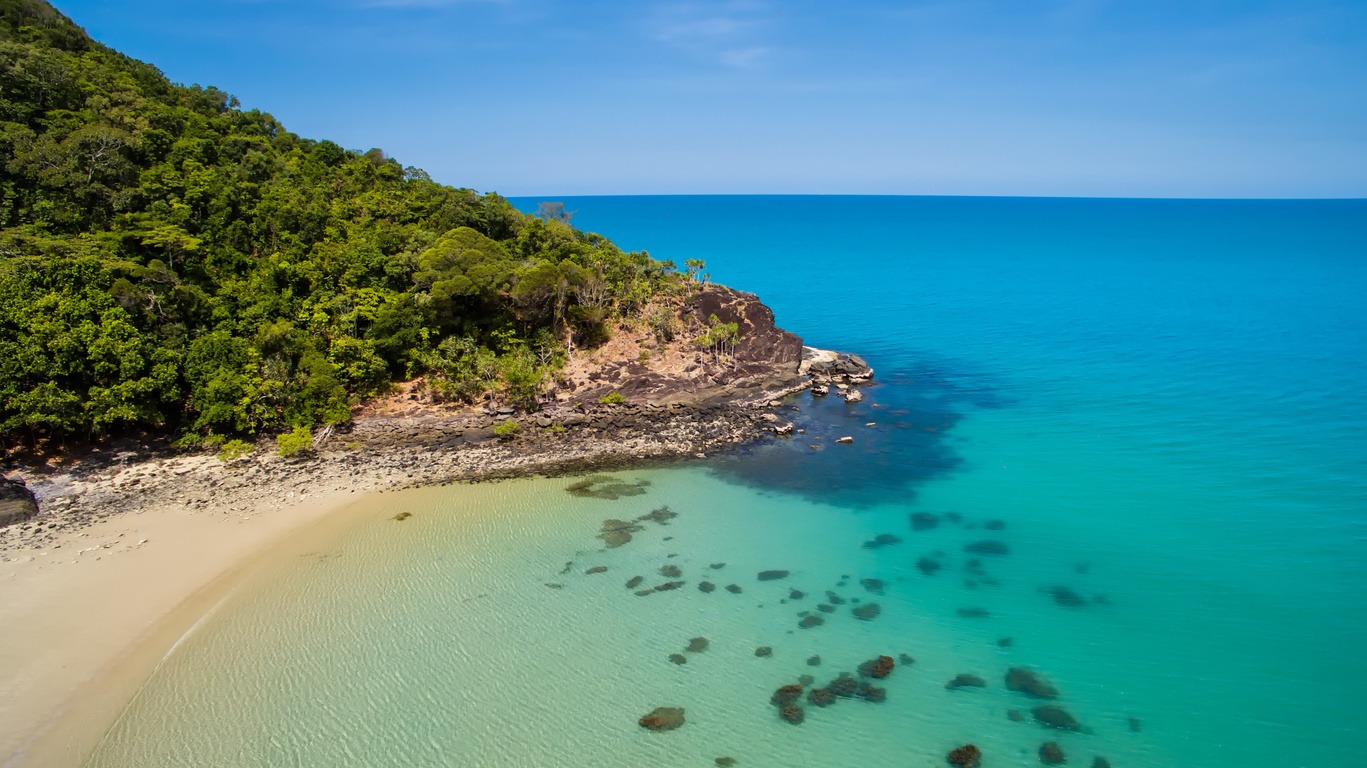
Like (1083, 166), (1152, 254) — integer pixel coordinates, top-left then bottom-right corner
(639, 707), (685, 731)
(947, 744), (982, 767)
(1039, 742), (1066, 764)
(1006, 668), (1059, 699)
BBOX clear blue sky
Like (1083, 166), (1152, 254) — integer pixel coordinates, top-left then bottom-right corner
(51, 0), (1367, 198)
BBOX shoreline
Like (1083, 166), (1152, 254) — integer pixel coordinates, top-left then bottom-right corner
(0, 349), (873, 767)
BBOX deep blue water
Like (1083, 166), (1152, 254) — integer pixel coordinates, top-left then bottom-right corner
(85, 196), (1367, 767)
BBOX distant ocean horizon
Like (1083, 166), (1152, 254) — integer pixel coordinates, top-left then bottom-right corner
(85, 195), (1367, 767)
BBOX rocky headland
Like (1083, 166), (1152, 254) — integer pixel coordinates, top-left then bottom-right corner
(1, 285), (871, 553)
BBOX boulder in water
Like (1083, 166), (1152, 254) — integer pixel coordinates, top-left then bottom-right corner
(852, 603), (881, 620)
(755, 646), (773, 657)
(856, 682), (886, 702)
(668, 653), (688, 665)
(660, 564), (682, 578)
(725, 583), (743, 594)
(857, 655), (896, 679)
(779, 703), (805, 724)
(798, 615), (825, 629)
(860, 578), (885, 594)
(585, 566), (607, 575)
(771, 684), (805, 707)
(699, 581), (716, 593)
(807, 655), (822, 666)
(639, 706), (685, 731)
(758, 569), (790, 581)
(964, 540), (1010, 555)
(807, 687), (836, 707)
(686, 637), (709, 653)
(1032, 705), (1082, 731)
(947, 744), (983, 768)
(1039, 742), (1066, 765)
(828, 676), (859, 697)
(1006, 668), (1059, 699)
(863, 533), (902, 549)
(945, 673), (987, 690)
(1044, 585), (1089, 608)
(958, 607), (990, 618)
(910, 512), (941, 531)
(916, 557), (943, 576)
(625, 576), (644, 589)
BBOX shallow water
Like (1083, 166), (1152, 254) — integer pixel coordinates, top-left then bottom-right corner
(85, 196), (1367, 767)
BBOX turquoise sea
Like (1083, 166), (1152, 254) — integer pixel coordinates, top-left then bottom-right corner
(85, 196), (1367, 767)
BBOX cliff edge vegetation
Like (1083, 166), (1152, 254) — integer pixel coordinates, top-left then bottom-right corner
(0, 0), (704, 452)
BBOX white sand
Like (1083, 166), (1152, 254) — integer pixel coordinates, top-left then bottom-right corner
(0, 489), (366, 767)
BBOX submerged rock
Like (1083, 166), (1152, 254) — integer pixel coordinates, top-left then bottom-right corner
(1006, 668), (1059, 699)
(985, 519), (1006, 530)
(710, 562), (727, 569)
(945, 674), (987, 690)
(947, 744), (983, 768)
(852, 603), (881, 620)
(655, 580), (686, 591)
(634, 588), (656, 596)
(669, 653), (688, 665)
(957, 607), (991, 618)
(807, 655), (822, 666)
(857, 655), (896, 679)
(807, 687), (836, 707)
(758, 569), (790, 581)
(1007, 709), (1024, 722)
(828, 676), (859, 697)
(391, 511), (412, 521)
(686, 637), (709, 653)
(798, 615), (825, 629)
(860, 578), (885, 594)
(1032, 705), (1082, 731)
(916, 557), (943, 576)
(779, 703), (805, 724)
(964, 540), (1010, 556)
(699, 581), (716, 593)
(856, 682), (886, 702)
(715, 758), (737, 767)
(660, 564), (683, 578)
(798, 674), (814, 686)
(639, 706), (685, 731)
(898, 653), (915, 665)
(998, 636), (1015, 648)
(1039, 742), (1066, 765)
(625, 576), (644, 589)
(755, 646), (773, 657)
(825, 591), (846, 605)
(1044, 585), (1089, 608)
(571, 475), (650, 501)
(771, 684), (805, 707)
(725, 584), (743, 594)
(1128, 716), (1143, 733)
(788, 589), (805, 600)
(1093, 758), (1112, 768)
(598, 518), (646, 548)
(910, 512), (941, 531)
(585, 566), (608, 575)
(637, 506), (677, 524)
(863, 533), (902, 549)
(816, 603), (835, 613)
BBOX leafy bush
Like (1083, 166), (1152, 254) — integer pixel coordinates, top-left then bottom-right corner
(493, 420), (520, 438)
(598, 391), (626, 405)
(217, 439), (253, 462)
(276, 426), (314, 458)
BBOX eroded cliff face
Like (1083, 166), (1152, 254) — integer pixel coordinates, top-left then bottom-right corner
(556, 285), (806, 405)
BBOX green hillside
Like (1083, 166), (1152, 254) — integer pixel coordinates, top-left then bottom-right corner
(0, 0), (682, 449)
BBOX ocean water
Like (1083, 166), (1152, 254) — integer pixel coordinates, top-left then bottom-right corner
(83, 196), (1367, 767)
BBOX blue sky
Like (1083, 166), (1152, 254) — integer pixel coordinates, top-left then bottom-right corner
(51, 0), (1367, 198)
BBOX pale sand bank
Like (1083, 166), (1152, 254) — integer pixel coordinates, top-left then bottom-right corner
(0, 487), (374, 768)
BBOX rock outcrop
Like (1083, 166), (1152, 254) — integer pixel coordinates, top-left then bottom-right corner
(0, 475), (38, 527)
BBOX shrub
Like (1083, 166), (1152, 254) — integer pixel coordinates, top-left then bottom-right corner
(493, 420), (520, 438)
(217, 439), (253, 462)
(276, 426), (314, 458)
(599, 391), (625, 405)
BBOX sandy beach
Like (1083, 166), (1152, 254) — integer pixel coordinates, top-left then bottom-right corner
(0, 400), (796, 767)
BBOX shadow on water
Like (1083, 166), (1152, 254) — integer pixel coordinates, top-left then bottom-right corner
(707, 355), (1009, 508)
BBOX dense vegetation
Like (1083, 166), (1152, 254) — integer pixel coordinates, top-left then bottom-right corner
(0, 0), (688, 449)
